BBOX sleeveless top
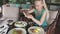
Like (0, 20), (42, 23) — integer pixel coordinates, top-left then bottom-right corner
(33, 9), (47, 27)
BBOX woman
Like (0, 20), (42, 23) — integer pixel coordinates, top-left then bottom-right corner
(23, 0), (49, 31)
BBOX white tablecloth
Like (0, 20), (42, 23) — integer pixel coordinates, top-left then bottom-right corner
(0, 24), (9, 34)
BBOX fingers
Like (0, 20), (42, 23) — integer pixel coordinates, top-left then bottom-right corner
(23, 12), (32, 19)
(23, 12), (27, 17)
(23, 12), (29, 18)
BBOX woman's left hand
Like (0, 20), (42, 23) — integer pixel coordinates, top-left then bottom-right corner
(23, 12), (33, 19)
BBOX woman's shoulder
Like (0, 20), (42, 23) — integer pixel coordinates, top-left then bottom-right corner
(43, 9), (48, 13)
(33, 9), (36, 13)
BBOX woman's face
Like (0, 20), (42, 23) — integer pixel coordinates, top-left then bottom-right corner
(35, 1), (43, 11)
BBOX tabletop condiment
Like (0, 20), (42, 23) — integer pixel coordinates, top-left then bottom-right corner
(7, 20), (14, 26)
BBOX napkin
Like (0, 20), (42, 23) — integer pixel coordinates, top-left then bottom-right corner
(0, 24), (9, 34)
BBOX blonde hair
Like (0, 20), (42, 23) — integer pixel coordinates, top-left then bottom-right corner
(34, 0), (43, 2)
(34, 0), (43, 4)
(34, 0), (44, 9)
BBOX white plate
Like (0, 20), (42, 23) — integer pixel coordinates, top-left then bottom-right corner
(8, 28), (26, 34)
(28, 26), (45, 34)
(14, 21), (27, 27)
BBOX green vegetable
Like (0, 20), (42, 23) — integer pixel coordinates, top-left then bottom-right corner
(12, 29), (17, 34)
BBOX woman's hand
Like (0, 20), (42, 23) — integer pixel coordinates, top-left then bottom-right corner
(43, 0), (49, 11)
(23, 12), (33, 19)
(27, 9), (34, 13)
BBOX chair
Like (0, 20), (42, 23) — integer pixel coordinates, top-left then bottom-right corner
(2, 5), (19, 22)
(46, 11), (59, 34)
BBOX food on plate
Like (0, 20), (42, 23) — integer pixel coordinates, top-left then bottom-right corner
(16, 21), (22, 25)
(12, 29), (17, 34)
(30, 28), (40, 34)
(12, 29), (22, 34)
(14, 21), (27, 27)
(30, 29), (35, 33)
(15, 21), (26, 26)
(17, 30), (22, 34)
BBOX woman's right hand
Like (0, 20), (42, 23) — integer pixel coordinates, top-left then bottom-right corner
(27, 9), (34, 13)
(23, 12), (33, 19)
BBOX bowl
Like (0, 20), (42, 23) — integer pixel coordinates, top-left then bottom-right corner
(28, 26), (45, 34)
(8, 28), (26, 34)
(14, 21), (27, 28)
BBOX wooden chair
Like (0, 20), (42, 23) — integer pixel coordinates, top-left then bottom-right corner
(46, 11), (59, 34)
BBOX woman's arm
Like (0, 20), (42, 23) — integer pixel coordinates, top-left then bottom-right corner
(31, 11), (47, 26)
(43, 0), (49, 14)
(23, 10), (47, 26)
(43, 0), (49, 21)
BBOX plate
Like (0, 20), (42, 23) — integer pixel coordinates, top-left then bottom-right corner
(14, 21), (27, 27)
(8, 28), (26, 34)
(28, 26), (45, 34)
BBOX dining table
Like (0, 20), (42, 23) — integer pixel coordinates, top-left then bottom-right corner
(0, 17), (46, 34)
(6, 21), (46, 34)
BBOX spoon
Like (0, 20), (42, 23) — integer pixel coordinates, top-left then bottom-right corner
(0, 27), (8, 33)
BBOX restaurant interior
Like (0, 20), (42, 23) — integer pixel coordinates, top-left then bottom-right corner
(0, 0), (60, 34)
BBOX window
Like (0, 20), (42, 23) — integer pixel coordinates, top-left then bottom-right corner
(47, 0), (60, 4)
(8, 0), (34, 4)
(51, 0), (60, 4)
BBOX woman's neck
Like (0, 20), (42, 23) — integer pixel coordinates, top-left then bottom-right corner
(36, 7), (43, 16)
(37, 7), (43, 12)
(37, 8), (43, 12)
